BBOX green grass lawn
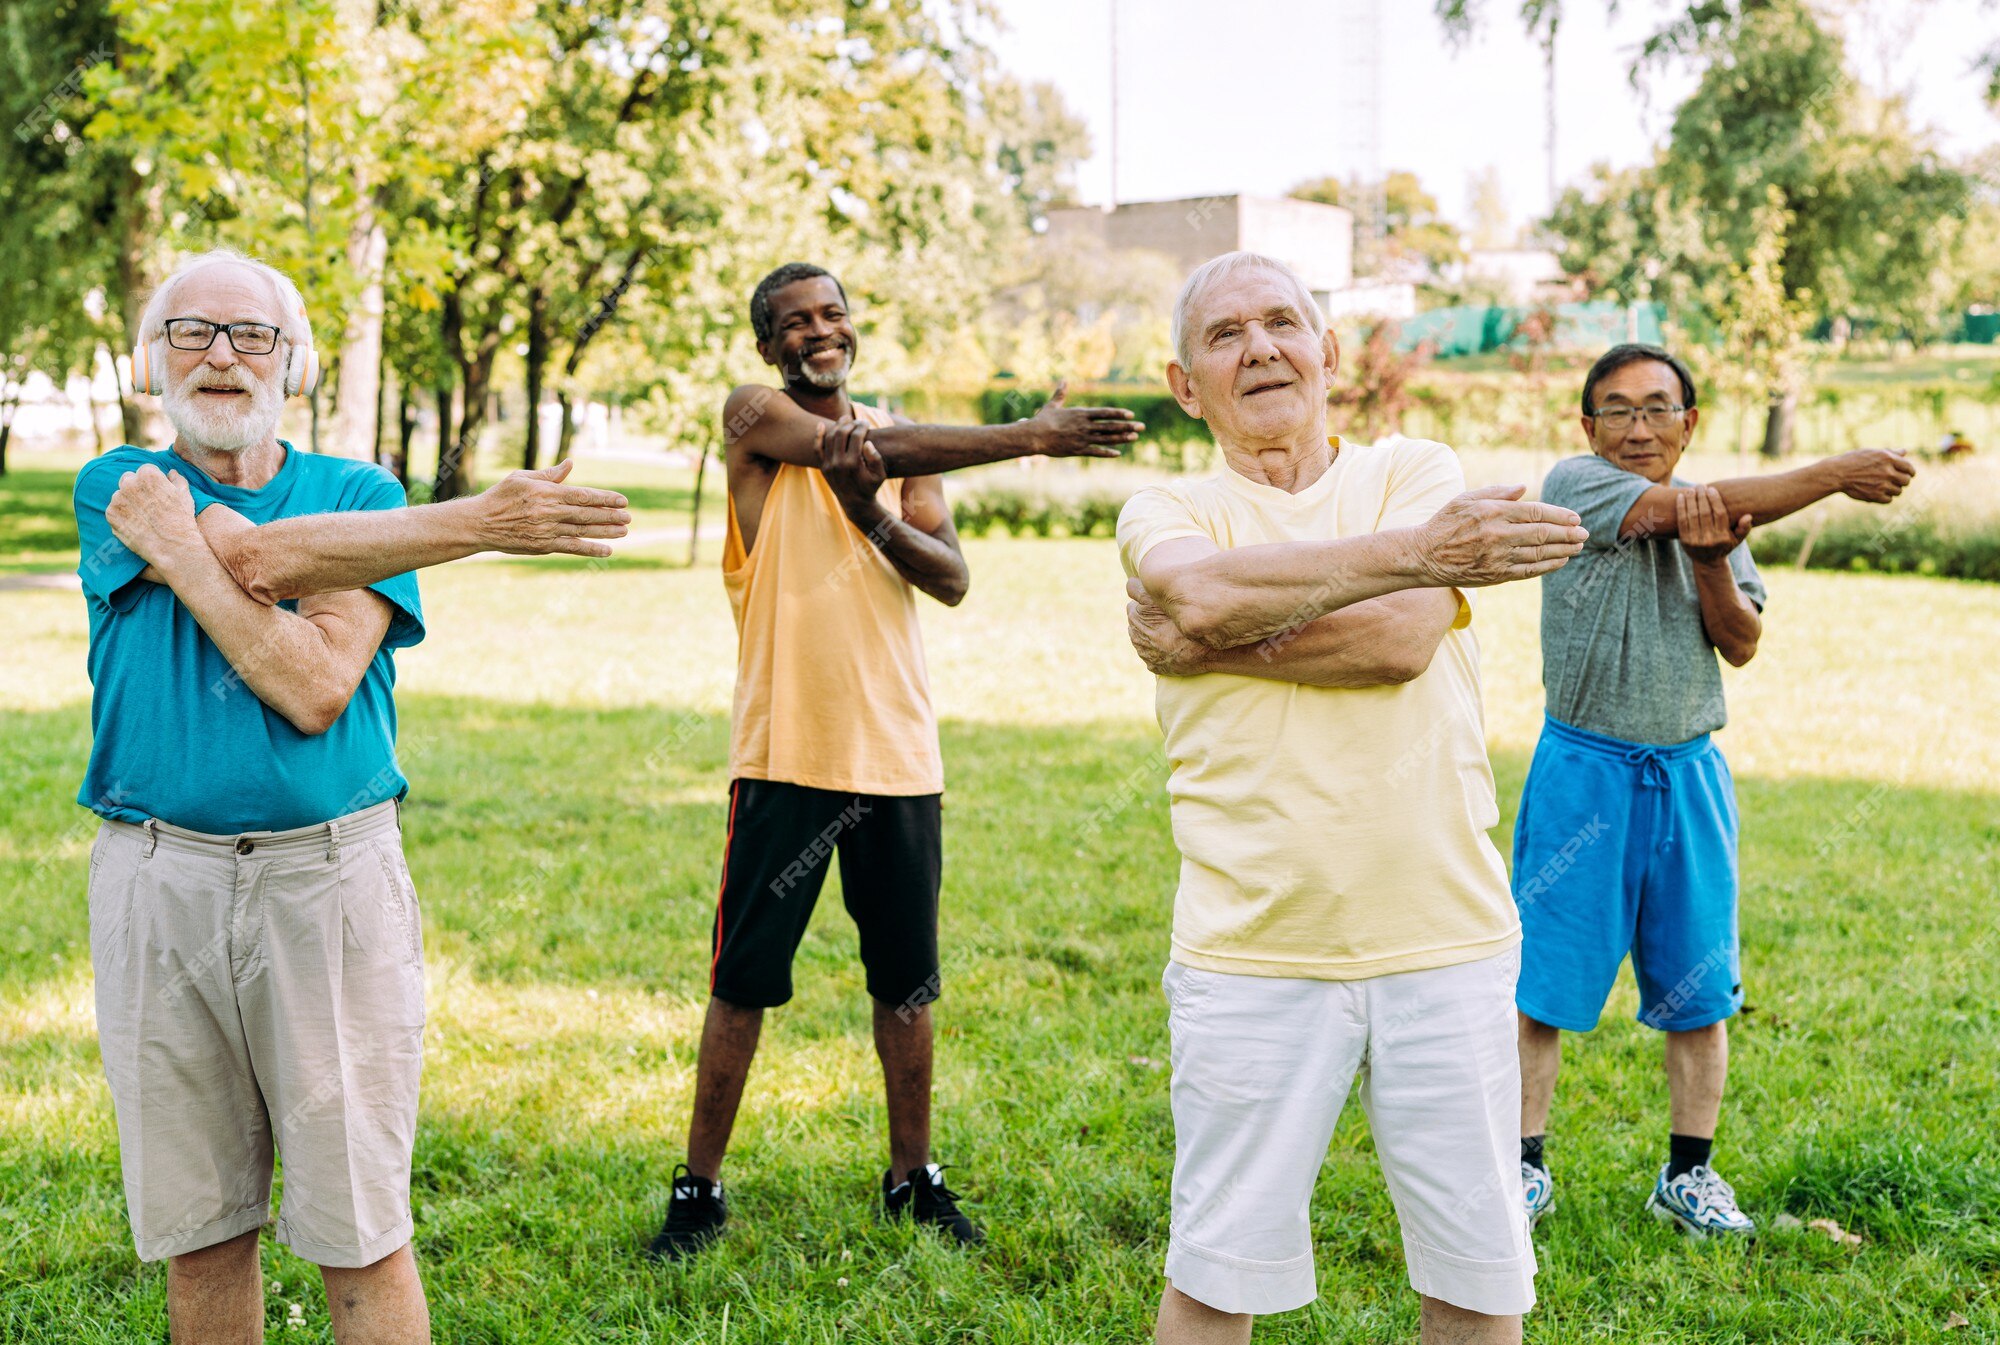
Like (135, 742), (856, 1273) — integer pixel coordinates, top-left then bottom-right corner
(3, 459), (1998, 1342)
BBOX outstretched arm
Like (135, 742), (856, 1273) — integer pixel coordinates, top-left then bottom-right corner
(103, 468), (398, 735)
(1133, 485), (1586, 650)
(109, 459), (632, 604)
(1127, 580), (1461, 687)
(725, 380), (1141, 478)
(818, 420), (969, 606)
(1616, 449), (1913, 540)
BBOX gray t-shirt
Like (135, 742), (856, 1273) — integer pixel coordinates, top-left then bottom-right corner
(1538, 453), (1767, 746)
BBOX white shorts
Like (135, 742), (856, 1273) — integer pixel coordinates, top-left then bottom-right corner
(1162, 946), (1536, 1317)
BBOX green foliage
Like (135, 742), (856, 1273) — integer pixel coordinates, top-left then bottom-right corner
(977, 385), (1208, 451)
(1289, 169), (1466, 276)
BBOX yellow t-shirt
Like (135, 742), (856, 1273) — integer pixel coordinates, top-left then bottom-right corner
(1116, 436), (1519, 981)
(723, 400), (945, 796)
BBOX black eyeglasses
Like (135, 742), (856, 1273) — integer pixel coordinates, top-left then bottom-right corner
(1589, 404), (1688, 432)
(164, 318), (282, 356)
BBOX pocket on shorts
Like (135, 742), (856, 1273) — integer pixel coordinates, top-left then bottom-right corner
(85, 829), (136, 961)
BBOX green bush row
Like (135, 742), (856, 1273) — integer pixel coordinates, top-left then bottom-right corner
(1750, 515), (2000, 582)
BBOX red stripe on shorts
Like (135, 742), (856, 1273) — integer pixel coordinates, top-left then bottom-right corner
(709, 781), (741, 990)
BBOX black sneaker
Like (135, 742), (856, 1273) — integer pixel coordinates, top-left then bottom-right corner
(883, 1163), (984, 1247)
(646, 1163), (728, 1262)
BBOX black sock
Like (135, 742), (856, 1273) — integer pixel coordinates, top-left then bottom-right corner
(1521, 1134), (1546, 1171)
(1667, 1133), (1713, 1180)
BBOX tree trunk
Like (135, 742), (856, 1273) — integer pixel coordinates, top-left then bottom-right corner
(394, 382), (415, 485)
(688, 439), (709, 568)
(555, 390), (577, 465)
(0, 415), (12, 476)
(434, 383), (453, 494)
(435, 357), (495, 500)
(329, 194), (388, 459)
(522, 285), (548, 470)
(116, 164), (157, 446)
(1760, 386), (1798, 460)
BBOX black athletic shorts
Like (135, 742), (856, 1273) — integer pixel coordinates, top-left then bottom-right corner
(708, 778), (942, 1011)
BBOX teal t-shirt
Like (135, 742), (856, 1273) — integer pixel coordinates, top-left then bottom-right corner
(73, 443), (424, 833)
(1537, 453), (1766, 747)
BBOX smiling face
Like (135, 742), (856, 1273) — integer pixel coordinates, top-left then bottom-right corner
(1167, 267), (1336, 453)
(760, 275), (857, 392)
(158, 263), (288, 455)
(1582, 358), (1700, 485)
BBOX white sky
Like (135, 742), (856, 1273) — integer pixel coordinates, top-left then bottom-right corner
(985, 0), (1999, 234)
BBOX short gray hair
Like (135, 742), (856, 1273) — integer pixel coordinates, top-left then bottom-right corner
(1170, 251), (1326, 368)
(138, 248), (314, 351)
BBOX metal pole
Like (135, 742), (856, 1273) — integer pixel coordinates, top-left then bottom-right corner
(1108, 0), (1119, 206)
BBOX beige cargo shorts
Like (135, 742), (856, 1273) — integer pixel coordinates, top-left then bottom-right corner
(87, 800), (424, 1267)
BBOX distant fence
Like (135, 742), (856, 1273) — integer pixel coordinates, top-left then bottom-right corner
(1391, 302), (1667, 358)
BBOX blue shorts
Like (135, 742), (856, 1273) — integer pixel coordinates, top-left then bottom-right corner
(1511, 717), (1743, 1033)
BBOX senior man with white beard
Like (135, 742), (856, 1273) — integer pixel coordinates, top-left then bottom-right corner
(71, 248), (630, 1345)
(1118, 252), (1588, 1345)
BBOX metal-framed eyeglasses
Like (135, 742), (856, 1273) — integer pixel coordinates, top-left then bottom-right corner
(1588, 403), (1688, 432)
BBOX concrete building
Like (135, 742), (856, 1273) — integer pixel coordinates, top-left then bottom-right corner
(1047, 194), (1355, 314)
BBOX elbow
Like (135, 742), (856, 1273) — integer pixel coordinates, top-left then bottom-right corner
(1365, 639), (1440, 686)
(935, 575), (969, 608)
(1159, 589), (1232, 647)
(225, 535), (287, 605)
(1722, 640), (1758, 669)
(287, 687), (354, 737)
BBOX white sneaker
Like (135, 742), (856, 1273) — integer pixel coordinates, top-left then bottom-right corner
(1646, 1163), (1756, 1239)
(1523, 1161), (1554, 1228)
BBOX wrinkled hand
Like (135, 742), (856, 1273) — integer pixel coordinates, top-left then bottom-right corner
(1413, 484), (1589, 587)
(1836, 448), (1916, 504)
(475, 458), (631, 556)
(1022, 379), (1144, 459)
(1676, 485), (1751, 566)
(1126, 577), (1207, 676)
(817, 417), (889, 518)
(105, 464), (203, 565)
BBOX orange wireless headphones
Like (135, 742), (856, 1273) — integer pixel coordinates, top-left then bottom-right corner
(131, 330), (321, 399)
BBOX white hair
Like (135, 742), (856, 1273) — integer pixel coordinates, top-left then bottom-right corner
(138, 248), (314, 352)
(1170, 251), (1326, 369)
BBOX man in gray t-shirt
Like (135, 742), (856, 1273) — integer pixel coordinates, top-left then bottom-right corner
(1539, 453), (1767, 745)
(1511, 343), (1914, 1243)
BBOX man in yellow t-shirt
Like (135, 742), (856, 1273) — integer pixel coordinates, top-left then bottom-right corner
(649, 262), (1144, 1263)
(1117, 252), (1588, 1345)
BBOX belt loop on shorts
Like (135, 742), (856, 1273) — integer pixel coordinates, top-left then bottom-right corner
(141, 818), (158, 858)
(326, 818), (341, 862)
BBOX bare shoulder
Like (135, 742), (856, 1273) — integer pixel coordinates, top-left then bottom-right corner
(724, 383), (788, 439)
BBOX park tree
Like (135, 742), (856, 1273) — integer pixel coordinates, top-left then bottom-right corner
(83, 0), (384, 455)
(1290, 171), (1466, 278)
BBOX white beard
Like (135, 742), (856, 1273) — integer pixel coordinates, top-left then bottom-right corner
(163, 368), (284, 454)
(799, 346), (851, 390)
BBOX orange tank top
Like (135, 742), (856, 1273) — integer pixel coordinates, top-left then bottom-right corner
(722, 400), (945, 796)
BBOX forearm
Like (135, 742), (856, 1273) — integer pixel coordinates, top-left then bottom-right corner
(1181, 591), (1456, 687)
(1691, 562), (1761, 666)
(1153, 530), (1428, 649)
(210, 498), (486, 603)
(861, 421), (1040, 478)
(149, 543), (352, 733)
(1627, 462), (1840, 538)
(847, 503), (969, 606)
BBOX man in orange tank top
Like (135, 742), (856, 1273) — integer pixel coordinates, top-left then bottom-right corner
(648, 262), (1144, 1262)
